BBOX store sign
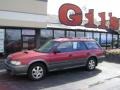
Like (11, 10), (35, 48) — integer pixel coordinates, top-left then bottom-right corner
(59, 3), (119, 30)
(0, 29), (4, 53)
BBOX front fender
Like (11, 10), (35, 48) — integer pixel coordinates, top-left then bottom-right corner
(28, 59), (49, 68)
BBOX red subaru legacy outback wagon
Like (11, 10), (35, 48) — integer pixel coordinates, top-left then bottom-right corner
(5, 38), (105, 80)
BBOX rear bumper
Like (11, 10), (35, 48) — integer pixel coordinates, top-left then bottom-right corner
(4, 60), (28, 75)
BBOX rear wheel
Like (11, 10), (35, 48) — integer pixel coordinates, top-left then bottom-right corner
(28, 63), (46, 80)
(86, 58), (96, 71)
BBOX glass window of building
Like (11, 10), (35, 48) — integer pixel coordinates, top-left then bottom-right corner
(85, 32), (93, 39)
(22, 29), (35, 35)
(5, 29), (22, 54)
(54, 30), (65, 38)
(22, 29), (36, 50)
(93, 33), (100, 43)
(118, 35), (120, 48)
(85, 41), (100, 49)
(113, 35), (118, 48)
(40, 29), (53, 46)
(107, 34), (112, 49)
(101, 33), (107, 48)
(76, 31), (84, 38)
(0, 29), (5, 53)
(66, 31), (75, 37)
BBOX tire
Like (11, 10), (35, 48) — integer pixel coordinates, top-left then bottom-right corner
(28, 63), (47, 80)
(86, 58), (96, 71)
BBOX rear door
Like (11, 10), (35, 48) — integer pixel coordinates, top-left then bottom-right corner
(69, 41), (89, 66)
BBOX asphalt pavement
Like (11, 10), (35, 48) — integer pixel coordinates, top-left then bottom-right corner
(0, 58), (120, 90)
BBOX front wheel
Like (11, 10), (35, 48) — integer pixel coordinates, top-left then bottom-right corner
(28, 63), (46, 80)
(86, 58), (96, 71)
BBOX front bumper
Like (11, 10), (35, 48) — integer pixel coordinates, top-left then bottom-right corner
(4, 60), (28, 75)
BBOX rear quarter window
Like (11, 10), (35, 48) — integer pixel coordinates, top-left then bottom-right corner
(85, 41), (100, 49)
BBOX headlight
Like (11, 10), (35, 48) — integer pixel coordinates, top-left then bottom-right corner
(10, 61), (21, 65)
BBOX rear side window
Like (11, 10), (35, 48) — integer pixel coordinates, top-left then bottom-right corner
(73, 42), (87, 50)
(57, 41), (87, 53)
(85, 41), (100, 49)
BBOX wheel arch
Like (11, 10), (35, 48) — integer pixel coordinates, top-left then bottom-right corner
(28, 60), (48, 72)
(88, 56), (98, 66)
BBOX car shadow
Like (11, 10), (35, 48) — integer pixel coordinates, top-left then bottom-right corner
(0, 67), (102, 90)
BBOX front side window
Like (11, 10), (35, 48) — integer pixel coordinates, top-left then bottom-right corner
(85, 41), (100, 49)
(38, 41), (59, 53)
(57, 42), (73, 52)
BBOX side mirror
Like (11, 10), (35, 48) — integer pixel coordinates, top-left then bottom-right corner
(52, 49), (60, 54)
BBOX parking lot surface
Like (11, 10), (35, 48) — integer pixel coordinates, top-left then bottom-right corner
(0, 60), (120, 90)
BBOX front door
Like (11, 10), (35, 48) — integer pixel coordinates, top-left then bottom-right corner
(22, 36), (36, 50)
(48, 41), (74, 69)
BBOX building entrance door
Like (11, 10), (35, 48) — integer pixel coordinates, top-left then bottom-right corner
(22, 36), (36, 50)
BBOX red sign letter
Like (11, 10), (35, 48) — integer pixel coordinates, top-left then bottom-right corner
(98, 12), (108, 29)
(59, 3), (83, 26)
(85, 9), (97, 28)
(109, 13), (119, 30)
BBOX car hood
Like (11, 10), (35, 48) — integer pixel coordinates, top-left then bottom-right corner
(8, 50), (48, 61)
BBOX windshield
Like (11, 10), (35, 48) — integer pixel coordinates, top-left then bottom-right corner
(37, 41), (59, 53)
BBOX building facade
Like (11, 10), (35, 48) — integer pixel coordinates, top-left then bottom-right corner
(0, 0), (120, 55)
(0, 0), (48, 55)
